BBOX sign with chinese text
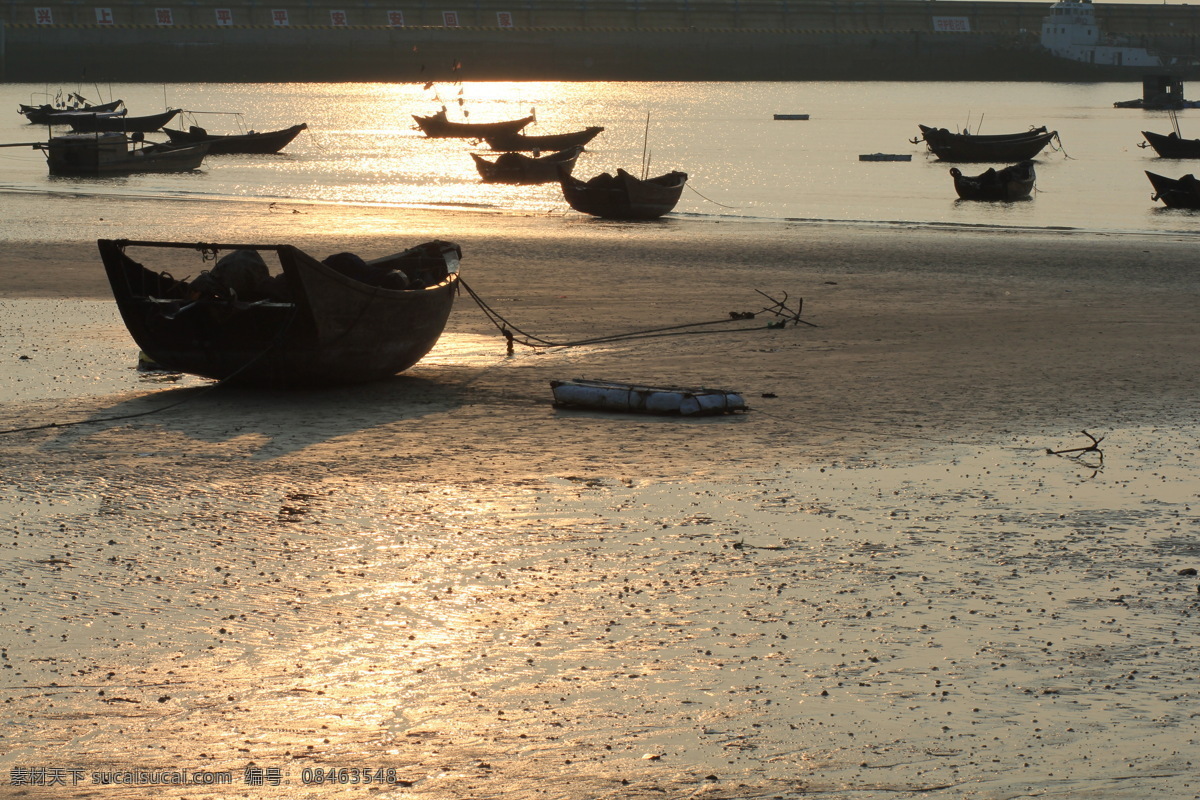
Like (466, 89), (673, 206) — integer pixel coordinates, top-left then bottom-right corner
(155, 8), (174, 25)
(932, 16), (970, 32)
(95, 7), (114, 24)
(497, 11), (513, 27)
(387, 10), (404, 26)
(215, 8), (233, 25)
(442, 10), (459, 26)
(272, 8), (290, 25)
(35, 7), (53, 23)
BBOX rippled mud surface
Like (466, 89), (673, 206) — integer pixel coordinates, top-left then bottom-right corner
(3, 429), (1198, 799)
(2, 290), (1199, 799)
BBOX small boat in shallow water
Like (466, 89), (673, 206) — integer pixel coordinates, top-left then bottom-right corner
(98, 238), (461, 387)
(483, 126), (604, 152)
(914, 124), (1058, 163)
(471, 145), (583, 184)
(413, 109), (534, 139)
(37, 132), (207, 176)
(559, 168), (688, 219)
(1145, 171), (1200, 208)
(550, 378), (747, 416)
(162, 123), (308, 154)
(950, 160), (1036, 201)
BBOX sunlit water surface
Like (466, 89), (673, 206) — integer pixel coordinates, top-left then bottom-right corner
(4, 80), (1200, 238)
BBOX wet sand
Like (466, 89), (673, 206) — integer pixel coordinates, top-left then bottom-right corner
(2, 208), (1199, 799)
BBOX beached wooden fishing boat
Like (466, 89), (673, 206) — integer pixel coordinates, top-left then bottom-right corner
(483, 126), (604, 152)
(162, 123), (308, 155)
(22, 98), (124, 124)
(559, 168), (688, 220)
(550, 378), (747, 416)
(1140, 129), (1200, 159)
(471, 145), (583, 184)
(98, 238), (461, 387)
(67, 108), (182, 133)
(1145, 171), (1200, 208)
(950, 160), (1036, 201)
(413, 109), (534, 139)
(914, 124), (1058, 162)
(36, 132), (208, 176)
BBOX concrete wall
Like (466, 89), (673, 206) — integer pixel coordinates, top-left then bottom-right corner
(3, 1), (1200, 81)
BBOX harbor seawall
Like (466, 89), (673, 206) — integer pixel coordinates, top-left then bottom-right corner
(3, 1), (1200, 82)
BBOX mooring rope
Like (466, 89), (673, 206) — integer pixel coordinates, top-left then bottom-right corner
(458, 278), (810, 354)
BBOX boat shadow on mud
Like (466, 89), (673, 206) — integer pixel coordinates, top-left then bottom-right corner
(38, 371), (474, 461)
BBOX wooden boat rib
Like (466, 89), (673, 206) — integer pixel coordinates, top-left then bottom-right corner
(1145, 170), (1200, 208)
(916, 124), (1058, 162)
(98, 238), (461, 387)
(559, 168), (688, 220)
(68, 108), (182, 133)
(950, 160), (1036, 201)
(36, 132), (208, 176)
(413, 109), (534, 139)
(471, 145), (583, 184)
(1140, 129), (1200, 159)
(483, 126), (605, 152)
(162, 123), (308, 154)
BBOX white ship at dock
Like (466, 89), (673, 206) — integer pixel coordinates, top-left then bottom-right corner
(1040, 0), (1181, 69)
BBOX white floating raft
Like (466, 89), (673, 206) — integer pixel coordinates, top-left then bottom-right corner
(550, 378), (747, 416)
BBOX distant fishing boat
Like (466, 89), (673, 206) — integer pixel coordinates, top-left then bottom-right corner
(950, 160), (1036, 201)
(471, 145), (583, 184)
(413, 109), (534, 139)
(914, 124), (1059, 163)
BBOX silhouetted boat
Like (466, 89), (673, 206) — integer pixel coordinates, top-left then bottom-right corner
(68, 108), (182, 133)
(471, 145), (583, 184)
(915, 124), (1058, 162)
(559, 168), (688, 219)
(483, 126), (604, 152)
(162, 123), (308, 154)
(950, 160), (1036, 201)
(36, 132), (207, 176)
(413, 109), (534, 139)
(1145, 171), (1200, 208)
(98, 238), (461, 387)
(1140, 129), (1200, 159)
(22, 98), (124, 124)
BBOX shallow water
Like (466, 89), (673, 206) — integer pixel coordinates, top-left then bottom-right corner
(4, 80), (1200, 240)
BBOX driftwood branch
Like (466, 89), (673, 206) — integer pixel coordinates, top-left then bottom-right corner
(1047, 430), (1105, 464)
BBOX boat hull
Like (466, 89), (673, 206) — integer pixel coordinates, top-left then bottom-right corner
(68, 108), (182, 133)
(483, 126), (604, 152)
(471, 145), (582, 184)
(413, 111), (534, 139)
(1146, 171), (1200, 209)
(560, 169), (687, 220)
(42, 133), (207, 176)
(162, 123), (308, 154)
(1141, 130), (1200, 159)
(917, 125), (1058, 163)
(950, 161), (1036, 201)
(98, 239), (460, 387)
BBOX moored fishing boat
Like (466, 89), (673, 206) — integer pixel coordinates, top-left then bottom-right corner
(559, 168), (688, 220)
(950, 160), (1036, 201)
(66, 108), (182, 133)
(162, 123), (308, 155)
(471, 145), (583, 184)
(1145, 171), (1200, 208)
(1140, 129), (1200, 159)
(413, 109), (534, 139)
(98, 238), (461, 387)
(914, 124), (1059, 163)
(483, 126), (605, 152)
(36, 132), (208, 176)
